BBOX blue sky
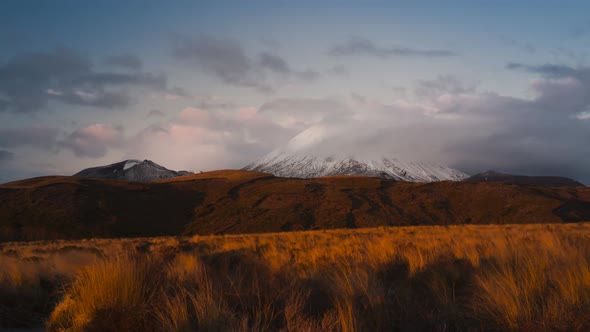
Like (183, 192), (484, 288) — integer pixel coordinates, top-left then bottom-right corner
(1, 0), (590, 183)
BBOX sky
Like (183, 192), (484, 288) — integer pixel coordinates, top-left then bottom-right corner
(1, 0), (590, 184)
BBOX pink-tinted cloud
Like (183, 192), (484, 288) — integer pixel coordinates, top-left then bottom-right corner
(60, 124), (124, 158)
(177, 107), (210, 124)
(237, 107), (257, 120)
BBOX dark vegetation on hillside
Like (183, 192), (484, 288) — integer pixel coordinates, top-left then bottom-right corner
(1, 170), (590, 241)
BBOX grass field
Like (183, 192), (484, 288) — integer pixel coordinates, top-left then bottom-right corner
(2, 223), (590, 331)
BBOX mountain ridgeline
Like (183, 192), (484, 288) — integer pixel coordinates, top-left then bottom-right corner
(244, 154), (468, 182)
(463, 170), (585, 187)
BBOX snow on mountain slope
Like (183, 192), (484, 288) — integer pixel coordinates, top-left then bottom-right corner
(74, 159), (192, 182)
(244, 126), (468, 182)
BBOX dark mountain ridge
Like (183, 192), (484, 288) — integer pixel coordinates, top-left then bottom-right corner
(464, 170), (585, 187)
(74, 159), (192, 182)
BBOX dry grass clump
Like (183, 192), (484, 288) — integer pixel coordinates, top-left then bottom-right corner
(48, 254), (160, 331)
(473, 234), (590, 330)
(0, 250), (100, 327)
(3, 223), (590, 331)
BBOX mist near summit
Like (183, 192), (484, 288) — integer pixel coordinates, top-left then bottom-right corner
(252, 83), (590, 183)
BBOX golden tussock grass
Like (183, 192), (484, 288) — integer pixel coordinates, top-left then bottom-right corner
(2, 223), (590, 331)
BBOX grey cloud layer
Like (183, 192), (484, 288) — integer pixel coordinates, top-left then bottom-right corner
(0, 127), (60, 149)
(506, 63), (589, 78)
(329, 37), (457, 58)
(104, 53), (143, 70)
(58, 124), (125, 158)
(414, 75), (477, 99)
(172, 35), (319, 92)
(0, 150), (14, 162)
(0, 48), (167, 112)
(1, 35), (589, 185)
(5, 61), (590, 183)
(236, 65), (590, 183)
(194, 95), (236, 110)
(0, 124), (125, 159)
(2, 61), (590, 183)
(507, 63), (590, 115)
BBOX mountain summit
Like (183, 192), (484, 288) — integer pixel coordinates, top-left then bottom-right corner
(74, 159), (192, 182)
(244, 126), (468, 182)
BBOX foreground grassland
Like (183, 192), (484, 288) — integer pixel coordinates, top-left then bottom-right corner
(2, 223), (590, 331)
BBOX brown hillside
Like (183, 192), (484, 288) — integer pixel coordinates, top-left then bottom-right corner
(1, 170), (590, 241)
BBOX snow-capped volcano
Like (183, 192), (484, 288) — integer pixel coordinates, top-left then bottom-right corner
(74, 159), (192, 182)
(244, 126), (468, 182)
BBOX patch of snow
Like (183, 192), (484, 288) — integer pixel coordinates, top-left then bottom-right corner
(123, 160), (140, 170)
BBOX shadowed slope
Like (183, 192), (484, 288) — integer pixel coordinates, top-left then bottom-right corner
(0, 176), (204, 241)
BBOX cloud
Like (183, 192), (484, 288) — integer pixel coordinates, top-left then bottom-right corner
(148, 109), (166, 117)
(127, 105), (294, 171)
(259, 97), (352, 130)
(414, 75), (477, 99)
(326, 65), (349, 76)
(259, 35), (280, 49)
(0, 150), (14, 162)
(42, 59), (590, 181)
(0, 126), (59, 149)
(284, 65), (590, 182)
(172, 35), (319, 92)
(508, 63), (590, 114)
(52, 90), (133, 109)
(48, 101), (300, 168)
(258, 53), (289, 74)
(5, 57), (588, 183)
(329, 37), (457, 58)
(506, 63), (586, 78)
(295, 69), (320, 81)
(104, 53), (142, 70)
(0, 48), (167, 112)
(173, 35), (254, 85)
(164, 86), (192, 101)
(194, 95), (236, 110)
(285, 93), (589, 182)
(59, 124), (124, 158)
(187, 63), (588, 183)
(500, 37), (536, 54)
(177, 107), (210, 124)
